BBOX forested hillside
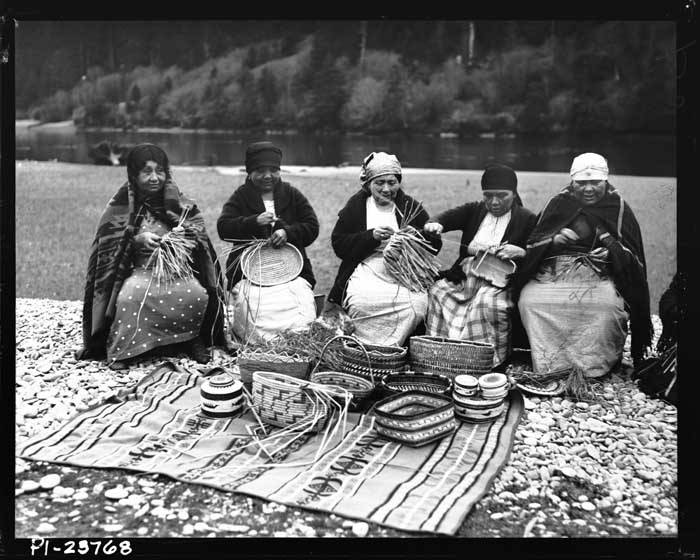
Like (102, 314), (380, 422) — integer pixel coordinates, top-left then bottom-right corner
(16, 20), (675, 134)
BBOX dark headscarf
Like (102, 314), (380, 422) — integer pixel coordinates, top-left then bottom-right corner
(245, 141), (282, 174)
(481, 163), (523, 207)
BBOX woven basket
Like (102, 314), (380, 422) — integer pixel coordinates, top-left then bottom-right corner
(409, 336), (494, 379)
(470, 250), (516, 288)
(241, 242), (303, 287)
(238, 348), (310, 386)
(251, 371), (347, 432)
(340, 339), (407, 382)
(310, 335), (374, 405)
(370, 390), (456, 447)
(379, 372), (453, 397)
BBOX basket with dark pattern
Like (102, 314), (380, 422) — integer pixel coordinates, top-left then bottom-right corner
(370, 390), (456, 447)
(340, 339), (408, 383)
(379, 372), (453, 398)
(310, 335), (375, 405)
(237, 348), (310, 386)
(408, 336), (494, 379)
(251, 371), (348, 432)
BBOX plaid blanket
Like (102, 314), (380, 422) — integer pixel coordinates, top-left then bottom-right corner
(18, 361), (524, 535)
(77, 180), (226, 360)
(426, 257), (513, 366)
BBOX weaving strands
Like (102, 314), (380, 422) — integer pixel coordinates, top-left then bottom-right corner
(18, 361), (523, 535)
(383, 226), (440, 292)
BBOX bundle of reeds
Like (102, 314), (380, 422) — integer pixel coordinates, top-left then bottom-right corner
(242, 321), (346, 373)
(145, 226), (197, 286)
(383, 225), (440, 292)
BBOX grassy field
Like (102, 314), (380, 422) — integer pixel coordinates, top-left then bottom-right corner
(15, 161), (676, 307)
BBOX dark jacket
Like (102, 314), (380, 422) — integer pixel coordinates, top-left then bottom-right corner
(328, 189), (442, 304)
(435, 201), (538, 281)
(217, 179), (319, 289)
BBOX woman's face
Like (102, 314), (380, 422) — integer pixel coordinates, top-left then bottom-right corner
(249, 166), (281, 192)
(369, 175), (400, 206)
(571, 179), (607, 205)
(482, 190), (515, 217)
(136, 159), (166, 196)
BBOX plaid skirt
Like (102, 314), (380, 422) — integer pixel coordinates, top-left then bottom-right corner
(426, 257), (513, 367)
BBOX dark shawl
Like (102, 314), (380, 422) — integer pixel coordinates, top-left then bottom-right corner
(514, 184), (653, 364)
(435, 200), (538, 282)
(77, 180), (226, 360)
(216, 179), (319, 290)
(327, 189), (442, 304)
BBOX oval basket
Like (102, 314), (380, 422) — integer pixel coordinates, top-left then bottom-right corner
(409, 335), (494, 379)
(237, 348), (310, 386)
(241, 242), (303, 287)
(379, 372), (453, 397)
(310, 335), (375, 406)
(340, 340), (408, 382)
(251, 371), (348, 432)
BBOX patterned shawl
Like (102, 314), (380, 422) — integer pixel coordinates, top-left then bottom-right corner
(514, 183), (653, 365)
(77, 179), (226, 360)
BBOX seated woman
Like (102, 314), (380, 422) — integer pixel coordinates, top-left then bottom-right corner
(515, 152), (653, 378)
(217, 141), (320, 342)
(77, 143), (226, 369)
(424, 164), (537, 368)
(327, 152), (441, 346)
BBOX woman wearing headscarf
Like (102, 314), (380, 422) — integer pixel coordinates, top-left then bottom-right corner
(514, 152), (653, 378)
(327, 151), (442, 346)
(423, 164), (538, 367)
(217, 141), (320, 342)
(77, 143), (226, 369)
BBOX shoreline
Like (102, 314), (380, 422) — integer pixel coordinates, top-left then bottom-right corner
(15, 160), (676, 181)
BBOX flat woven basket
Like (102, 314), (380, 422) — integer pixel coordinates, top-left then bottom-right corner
(379, 371), (453, 397)
(340, 339), (407, 382)
(310, 335), (374, 404)
(237, 348), (310, 386)
(241, 242), (303, 287)
(409, 336), (494, 379)
(251, 371), (347, 432)
(370, 390), (456, 447)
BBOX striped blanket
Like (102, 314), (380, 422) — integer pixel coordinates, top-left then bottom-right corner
(17, 362), (523, 535)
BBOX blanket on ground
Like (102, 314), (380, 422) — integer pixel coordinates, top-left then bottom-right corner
(18, 361), (523, 535)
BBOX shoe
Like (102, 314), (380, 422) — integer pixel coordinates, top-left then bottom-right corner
(188, 337), (211, 364)
(109, 360), (129, 371)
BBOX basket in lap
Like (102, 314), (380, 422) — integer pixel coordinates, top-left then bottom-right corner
(251, 371), (348, 432)
(339, 339), (408, 382)
(310, 335), (375, 407)
(408, 335), (494, 379)
(240, 242), (303, 286)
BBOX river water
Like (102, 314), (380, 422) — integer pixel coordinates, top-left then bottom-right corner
(15, 123), (675, 177)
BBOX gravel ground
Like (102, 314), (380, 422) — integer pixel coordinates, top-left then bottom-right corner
(15, 298), (678, 538)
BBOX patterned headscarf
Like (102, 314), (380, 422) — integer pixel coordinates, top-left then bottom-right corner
(359, 152), (402, 188)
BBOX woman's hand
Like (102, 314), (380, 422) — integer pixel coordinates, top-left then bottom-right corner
(495, 243), (525, 260)
(270, 228), (287, 248)
(256, 212), (276, 226)
(552, 227), (579, 246)
(134, 231), (161, 251)
(372, 226), (395, 241)
(423, 222), (444, 235)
